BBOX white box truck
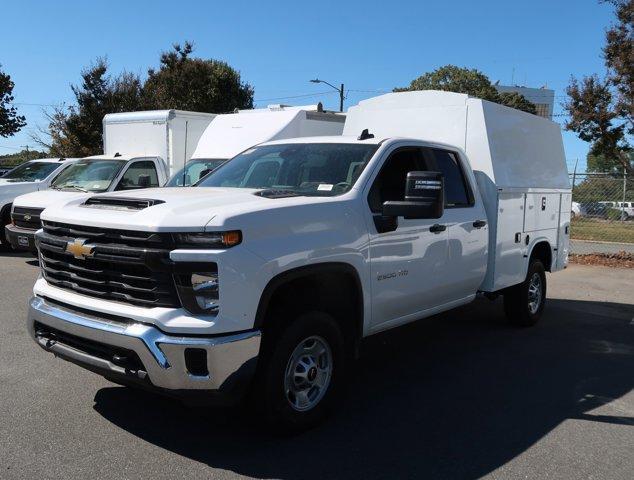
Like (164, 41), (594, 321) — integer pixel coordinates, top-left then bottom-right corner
(103, 110), (215, 175)
(6, 110), (214, 251)
(27, 91), (571, 432)
(166, 104), (345, 186)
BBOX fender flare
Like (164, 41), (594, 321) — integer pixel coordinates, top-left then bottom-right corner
(254, 262), (365, 340)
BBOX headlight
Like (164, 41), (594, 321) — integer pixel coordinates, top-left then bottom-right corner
(191, 273), (219, 311)
(175, 269), (220, 314)
(174, 231), (241, 248)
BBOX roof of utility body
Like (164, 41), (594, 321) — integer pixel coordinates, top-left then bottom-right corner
(103, 110), (215, 123)
(342, 90), (569, 190)
(191, 105), (345, 159)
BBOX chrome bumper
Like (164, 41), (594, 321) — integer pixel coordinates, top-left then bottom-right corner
(28, 296), (261, 399)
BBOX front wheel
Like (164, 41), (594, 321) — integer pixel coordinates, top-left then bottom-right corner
(255, 311), (345, 434)
(503, 259), (546, 327)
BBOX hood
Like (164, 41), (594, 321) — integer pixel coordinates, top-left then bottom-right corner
(0, 180), (42, 205)
(40, 187), (334, 232)
(12, 189), (90, 209)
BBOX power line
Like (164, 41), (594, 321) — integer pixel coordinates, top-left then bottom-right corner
(254, 91), (335, 102)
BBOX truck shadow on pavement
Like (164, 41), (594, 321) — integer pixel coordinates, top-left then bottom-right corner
(93, 296), (634, 479)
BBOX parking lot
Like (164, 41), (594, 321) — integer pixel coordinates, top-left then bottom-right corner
(1, 253), (633, 480)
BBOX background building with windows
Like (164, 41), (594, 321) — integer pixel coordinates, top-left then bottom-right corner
(495, 85), (555, 119)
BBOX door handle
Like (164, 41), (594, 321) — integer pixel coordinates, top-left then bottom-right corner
(473, 220), (487, 228)
(430, 224), (446, 233)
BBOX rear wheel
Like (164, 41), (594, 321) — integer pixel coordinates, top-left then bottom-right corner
(255, 311), (345, 434)
(503, 259), (546, 327)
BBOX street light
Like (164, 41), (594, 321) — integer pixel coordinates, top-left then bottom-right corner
(310, 78), (344, 112)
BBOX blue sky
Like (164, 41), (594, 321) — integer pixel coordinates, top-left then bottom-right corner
(0, 0), (616, 172)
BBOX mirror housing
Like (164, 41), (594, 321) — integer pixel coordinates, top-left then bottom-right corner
(137, 174), (151, 188)
(382, 171), (444, 219)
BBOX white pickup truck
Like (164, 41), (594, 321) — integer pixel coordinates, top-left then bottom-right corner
(27, 91), (571, 432)
(6, 110), (215, 252)
(0, 158), (76, 249)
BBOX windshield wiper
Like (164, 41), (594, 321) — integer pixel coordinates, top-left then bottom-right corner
(58, 184), (88, 192)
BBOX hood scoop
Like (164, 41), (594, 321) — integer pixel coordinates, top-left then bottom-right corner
(82, 196), (165, 211)
(254, 189), (302, 199)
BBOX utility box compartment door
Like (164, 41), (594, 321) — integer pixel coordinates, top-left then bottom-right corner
(524, 193), (560, 232)
(493, 192), (527, 290)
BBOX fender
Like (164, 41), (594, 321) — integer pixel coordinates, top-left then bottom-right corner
(254, 262), (364, 341)
(525, 238), (554, 274)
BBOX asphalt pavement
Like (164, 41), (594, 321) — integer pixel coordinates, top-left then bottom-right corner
(1, 253), (633, 480)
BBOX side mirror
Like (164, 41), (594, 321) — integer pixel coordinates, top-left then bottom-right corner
(382, 171), (444, 219)
(137, 174), (151, 188)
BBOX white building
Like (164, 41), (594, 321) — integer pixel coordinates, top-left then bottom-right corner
(495, 85), (555, 119)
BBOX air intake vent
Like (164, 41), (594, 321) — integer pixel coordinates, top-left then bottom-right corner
(82, 197), (165, 211)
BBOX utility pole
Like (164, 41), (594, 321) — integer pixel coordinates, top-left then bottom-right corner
(310, 79), (345, 112)
(20, 145), (30, 163)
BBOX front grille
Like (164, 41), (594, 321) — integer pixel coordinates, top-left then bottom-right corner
(11, 207), (44, 230)
(37, 221), (181, 308)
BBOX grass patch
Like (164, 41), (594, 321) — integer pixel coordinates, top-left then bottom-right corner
(571, 217), (634, 243)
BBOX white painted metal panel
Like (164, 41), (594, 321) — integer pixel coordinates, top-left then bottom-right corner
(524, 193), (560, 232)
(493, 192), (526, 290)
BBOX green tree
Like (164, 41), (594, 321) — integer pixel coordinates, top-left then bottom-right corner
(142, 42), (254, 112)
(564, 0), (633, 174)
(0, 64), (26, 137)
(395, 65), (536, 114)
(39, 58), (143, 157)
(0, 148), (48, 167)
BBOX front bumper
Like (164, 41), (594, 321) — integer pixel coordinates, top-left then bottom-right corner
(5, 224), (37, 252)
(28, 296), (261, 404)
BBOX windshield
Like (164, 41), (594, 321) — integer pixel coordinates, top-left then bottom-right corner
(166, 158), (227, 187)
(2, 161), (60, 182)
(196, 143), (378, 196)
(51, 159), (126, 193)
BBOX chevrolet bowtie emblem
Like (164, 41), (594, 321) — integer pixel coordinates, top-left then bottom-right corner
(65, 238), (95, 260)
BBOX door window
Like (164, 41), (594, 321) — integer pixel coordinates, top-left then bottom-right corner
(367, 148), (428, 213)
(425, 149), (473, 207)
(116, 161), (159, 191)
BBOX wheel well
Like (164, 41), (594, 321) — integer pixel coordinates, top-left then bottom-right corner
(255, 263), (364, 355)
(1, 203), (11, 221)
(530, 241), (552, 272)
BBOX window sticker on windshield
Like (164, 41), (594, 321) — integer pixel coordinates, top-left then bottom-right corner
(317, 184), (333, 191)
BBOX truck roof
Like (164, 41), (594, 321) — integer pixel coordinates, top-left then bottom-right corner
(103, 110), (215, 124)
(80, 154), (137, 162)
(342, 90), (569, 190)
(259, 135), (381, 146)
(191, 106), (345, 159)
(24, 158), (77, 164)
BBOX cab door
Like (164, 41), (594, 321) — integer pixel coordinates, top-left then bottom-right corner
(364, 145), (449, 333)
(424, 148), (488, 302)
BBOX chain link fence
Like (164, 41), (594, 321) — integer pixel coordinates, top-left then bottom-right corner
(569, 172), (634, 255)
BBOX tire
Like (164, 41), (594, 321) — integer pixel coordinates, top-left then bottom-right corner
(0, 206), (14, 252)
(255, 311), (345, 434)
(503, 259), (546, 327)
